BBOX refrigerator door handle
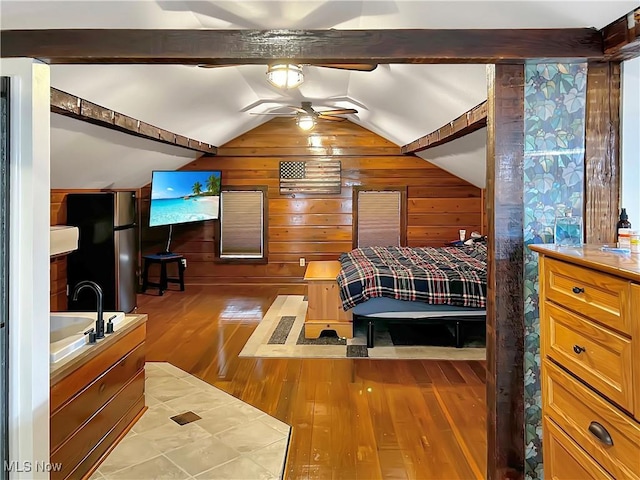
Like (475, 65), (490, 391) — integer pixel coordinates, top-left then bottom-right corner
(114, 191), (137, 228)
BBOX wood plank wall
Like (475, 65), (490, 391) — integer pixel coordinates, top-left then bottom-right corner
(140, 119), (483, 284)
(481, 189), (487, 235)
(51, 191), (69, 311)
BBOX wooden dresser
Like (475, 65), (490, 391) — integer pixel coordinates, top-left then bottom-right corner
(304, 261), (353, 339)
(530, 244), (640, 480)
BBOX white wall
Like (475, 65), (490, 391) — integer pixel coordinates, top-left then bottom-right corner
(417, 128), (487, 188)
(621, 57), (640, 226)
(50, 114), (198, 189)
(0, 59), (50, 479)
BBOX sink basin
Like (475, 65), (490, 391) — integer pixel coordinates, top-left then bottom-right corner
(50, 311), (125, 363)
(50, 225), (79, 257)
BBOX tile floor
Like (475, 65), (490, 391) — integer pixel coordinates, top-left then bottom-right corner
(90, 362), (290, 480)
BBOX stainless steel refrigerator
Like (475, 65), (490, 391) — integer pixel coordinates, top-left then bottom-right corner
(67, 191), (138, 313)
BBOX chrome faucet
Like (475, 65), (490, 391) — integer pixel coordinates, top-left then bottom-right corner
(72, 280), (105, 339)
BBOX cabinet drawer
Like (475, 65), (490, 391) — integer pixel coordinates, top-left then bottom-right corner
(543, 416), (613, 480)
(544, 258), (630, 335)
(543, 360), (640, 480)
(51, 369), (145, 480)
(543, 302), (633, 412)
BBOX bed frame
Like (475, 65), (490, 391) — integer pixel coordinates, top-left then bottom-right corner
(356, 310), (487, 348)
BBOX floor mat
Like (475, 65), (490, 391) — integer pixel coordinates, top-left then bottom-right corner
(239, 295), (486, 360)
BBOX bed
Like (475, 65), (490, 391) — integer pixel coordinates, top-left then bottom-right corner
(337, 242), (487, 348)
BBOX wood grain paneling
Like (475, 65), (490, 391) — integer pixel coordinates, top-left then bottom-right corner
(0, 28), (604, 64)
(51, 370), (145, 480)
(51, 190), (70, 311)
(50, 323), (146, 411)
(485, 64), (525, 480)
(481, 189), (487, 235)
(50, 257), (67, 311)
(50, 342), (146, 452)
(585, 62), (621, 245)
(140, 119), (482, 283)
(602, 7), (640, 61)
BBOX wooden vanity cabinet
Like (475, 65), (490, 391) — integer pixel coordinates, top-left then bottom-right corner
(50, 317), (147, 480)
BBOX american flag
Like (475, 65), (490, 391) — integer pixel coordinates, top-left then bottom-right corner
(279, 160), (341, 194)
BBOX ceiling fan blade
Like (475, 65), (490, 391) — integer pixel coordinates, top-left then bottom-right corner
(317, 115), (347, 122)
(318, 108), (358, 116)
(249, 112), (296, 116)
(313, 64), (378, 72)
(286, 106), (309, 114)
(196, 64), (244, 69)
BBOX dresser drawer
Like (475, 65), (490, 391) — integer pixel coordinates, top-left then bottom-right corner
(543, 302), (633, 412)
(543, 416), (613, 480)
(544, 258), (631, 335)
(543, 360), (640, 480)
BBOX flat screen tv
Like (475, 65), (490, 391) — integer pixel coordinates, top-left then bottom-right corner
(149, 170), (221, 227)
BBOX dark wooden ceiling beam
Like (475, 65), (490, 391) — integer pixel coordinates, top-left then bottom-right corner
(602, 7), (640, 60)
(1, 29), (603, 64)
(401, 101), (487, 154)
(50, 88), (217, 155)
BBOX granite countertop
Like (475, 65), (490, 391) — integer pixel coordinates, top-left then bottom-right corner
(529, 244), (640, 282)
(50, 313), (147, 385)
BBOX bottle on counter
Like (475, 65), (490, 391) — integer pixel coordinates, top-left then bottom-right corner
(619, 228), (632, 250)
(630, 230), (640, 254)
(617, 208), (632, 247)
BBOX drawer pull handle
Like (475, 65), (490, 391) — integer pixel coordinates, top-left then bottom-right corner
(588, 421), (613, 446)
(572, 286), (585, 294)
(573, 345), (586, 354)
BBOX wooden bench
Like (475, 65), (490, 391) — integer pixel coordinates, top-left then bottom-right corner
(304, 261), (353, 339)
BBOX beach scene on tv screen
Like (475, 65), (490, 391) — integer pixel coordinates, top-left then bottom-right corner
(150, 170), (221, 226)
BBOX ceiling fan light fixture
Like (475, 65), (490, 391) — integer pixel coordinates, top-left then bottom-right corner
(266, 63), (304, 89)
(296, 114), (316, 131)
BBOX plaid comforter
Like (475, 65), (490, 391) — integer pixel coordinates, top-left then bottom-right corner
(337, 243), (487, 310)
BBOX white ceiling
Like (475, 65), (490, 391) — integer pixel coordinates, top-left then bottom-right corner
(2, 1), (637, 189)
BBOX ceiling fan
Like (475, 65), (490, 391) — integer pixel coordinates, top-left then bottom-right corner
(198, 62), (376, 90)
(196, 63), (378, 72)
(251, 101), (358, 130)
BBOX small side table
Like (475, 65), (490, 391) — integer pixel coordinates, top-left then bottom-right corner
(304, 261), (353, 339)
(141, 254), (185, 296)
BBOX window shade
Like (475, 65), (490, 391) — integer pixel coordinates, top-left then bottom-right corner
(220, 190), (264, 258)
(357, 191), (402, 248)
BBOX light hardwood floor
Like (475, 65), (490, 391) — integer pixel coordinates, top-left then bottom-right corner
(139, 284), (487, 480)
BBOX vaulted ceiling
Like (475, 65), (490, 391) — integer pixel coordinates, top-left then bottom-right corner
(2, 1), (636, 189)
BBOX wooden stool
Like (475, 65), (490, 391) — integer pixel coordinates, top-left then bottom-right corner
(141, 254), (185, 296)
